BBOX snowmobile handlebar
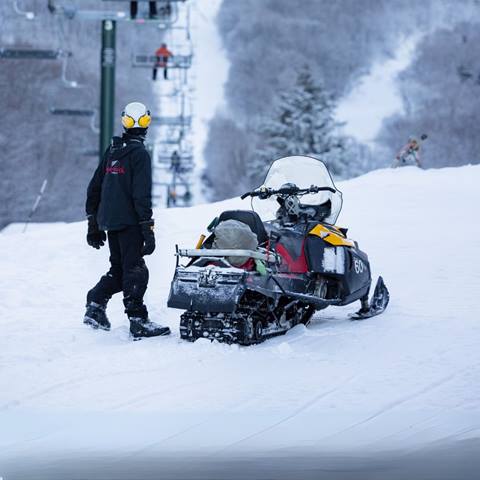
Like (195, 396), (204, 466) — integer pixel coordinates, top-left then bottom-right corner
(241, 185), (336, 200)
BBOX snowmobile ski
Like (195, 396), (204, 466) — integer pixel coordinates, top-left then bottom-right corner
(350, 276), (390, 320)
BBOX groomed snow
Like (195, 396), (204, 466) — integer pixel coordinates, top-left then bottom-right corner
(0, 166), (479, 461)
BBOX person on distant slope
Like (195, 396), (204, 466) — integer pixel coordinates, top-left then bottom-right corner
(84, 102), (170, 339)
(393, 134), (428, 168)
(153, 43), (173, 80)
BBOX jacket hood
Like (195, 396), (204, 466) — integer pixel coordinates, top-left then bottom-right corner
(109, 135), (145, 160)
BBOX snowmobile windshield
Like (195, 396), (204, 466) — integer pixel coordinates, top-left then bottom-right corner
(251, 155), (343, 224)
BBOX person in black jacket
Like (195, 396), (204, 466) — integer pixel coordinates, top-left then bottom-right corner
(84, 101), (170, 339)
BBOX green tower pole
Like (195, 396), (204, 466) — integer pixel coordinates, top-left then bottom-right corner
(99, 19), (116, 163)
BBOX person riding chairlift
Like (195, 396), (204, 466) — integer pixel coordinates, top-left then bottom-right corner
(153, 43), (173, 80)
(130, 2), (159, 20)
(170, 150), (181, 172)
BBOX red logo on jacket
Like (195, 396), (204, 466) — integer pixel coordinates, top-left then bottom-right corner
(106, 160), (125, 175)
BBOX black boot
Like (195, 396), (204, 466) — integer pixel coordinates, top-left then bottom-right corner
(84, 301), (111, 331)
(124, 297), (170, 339)
(129, 316), (171, 339)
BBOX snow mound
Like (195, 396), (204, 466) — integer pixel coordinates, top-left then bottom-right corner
(0, 166), (479, 458)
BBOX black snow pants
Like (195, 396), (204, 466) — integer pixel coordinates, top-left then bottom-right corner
(130, 2), (157, 20)
(152, 57), (169, 80)
(87, 225), (149, 319)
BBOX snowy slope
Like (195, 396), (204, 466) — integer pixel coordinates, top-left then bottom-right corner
(336, 35), (420, 144)
(0, 166), (479, 462)
(190, 0), (229, 170)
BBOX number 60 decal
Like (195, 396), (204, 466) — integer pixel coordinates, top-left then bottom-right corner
(354, 257), (365, 274)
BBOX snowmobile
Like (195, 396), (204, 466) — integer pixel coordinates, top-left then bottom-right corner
(167, 155), (389, 345)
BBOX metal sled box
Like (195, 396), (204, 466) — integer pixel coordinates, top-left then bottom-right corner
(167, 267), (247, 313)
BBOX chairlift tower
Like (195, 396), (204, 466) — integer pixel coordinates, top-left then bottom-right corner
(5, 0), (195, 208)
(49, 1), (193, 174)
(47, 1), (185, 164)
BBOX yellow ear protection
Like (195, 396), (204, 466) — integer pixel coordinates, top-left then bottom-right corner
(138, 110), (151, 128)
(121, 110), (151, 129)
(121, 112), (135, 129)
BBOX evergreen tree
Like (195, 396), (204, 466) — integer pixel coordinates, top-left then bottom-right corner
(253, 65), (347, 183)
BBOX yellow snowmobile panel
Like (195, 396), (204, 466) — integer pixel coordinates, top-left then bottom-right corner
(308, 224), (356, 248)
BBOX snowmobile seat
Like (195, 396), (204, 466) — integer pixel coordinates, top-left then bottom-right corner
(217, 210), (269, 246)
(200, 210), (269, 251)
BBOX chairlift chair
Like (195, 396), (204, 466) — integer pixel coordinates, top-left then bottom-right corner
(156, 138), (183, 145)
(0, 48), (66, 60)
(158, 163), (194, 174)
(132, 53), (192, 69)
(80, 149), (100, 157)
(166, 182), (192, 208)
(0, 47), (82, 88)
(50, 108), (94, 116)
(49, 107), (99, 133)
(102, 0), (185, 25)
(151, 115), (192, 127)
(156, 156), (194, 176)
(156, 153), (192, 161)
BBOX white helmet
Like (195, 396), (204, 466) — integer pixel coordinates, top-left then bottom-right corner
(121, 102), (151, 129)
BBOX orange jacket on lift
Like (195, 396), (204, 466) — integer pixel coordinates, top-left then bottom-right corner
(155, 46), (173, 66)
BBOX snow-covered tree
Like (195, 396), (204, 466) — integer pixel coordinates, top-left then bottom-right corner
(203, 115), (252, 201)
(253, 65), (347, 183)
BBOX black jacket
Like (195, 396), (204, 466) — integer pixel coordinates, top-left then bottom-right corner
(86, 133), (153, 231)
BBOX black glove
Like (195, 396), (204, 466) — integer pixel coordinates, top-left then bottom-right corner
(86, 215), (106, 249)
(140, 219), (155, 256)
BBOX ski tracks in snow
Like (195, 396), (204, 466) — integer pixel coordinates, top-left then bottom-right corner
(315, 365), (477, 444)
(109, 377), (213, 411)
(0, 376), (90, 411)
(122, 421), (209, 458)
(0, 363), (211, 412)
(217, 374), (358, 451)
(216, 316), (406, 451)
(214, 363), (478, 451)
